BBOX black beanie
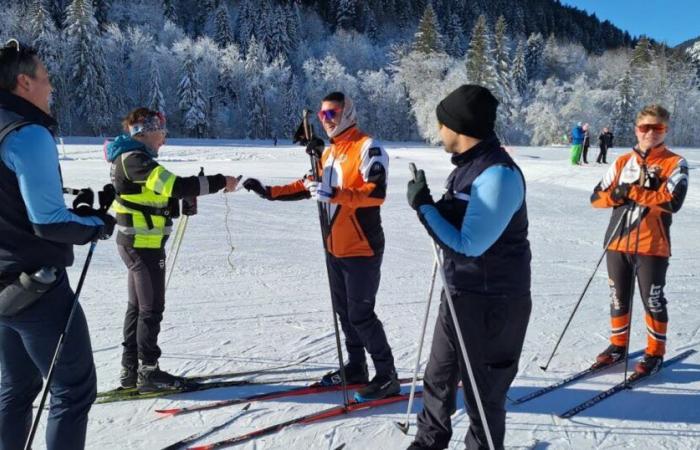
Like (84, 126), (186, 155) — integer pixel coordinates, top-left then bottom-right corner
(436, 85), (499, 139)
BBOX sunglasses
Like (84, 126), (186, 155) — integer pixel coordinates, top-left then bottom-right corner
(636, 123), (667, 133)
(317, 108), (342, 121)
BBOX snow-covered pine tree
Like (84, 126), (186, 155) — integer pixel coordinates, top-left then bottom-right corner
(92, 0), (110, 30)
(612, 69), (634, 146)
(525, 32), (545, 81)
(630, 36), (652, 67)
(163, 0), (177, 23)
(285, 2), (301, 59)
(64, 0), (111, 135)
(336, 0), (357, 31)
(511, 39), (528, 98)
(178, 52), (208, 137)
(246, 80), (268, 139)
(413, 3), (444, 54)
(214, 2), (233, 48)
(445, 13), (466, 57)
(29, 0), (60, 76)
(465, 15), (497, 90)
(236, 0), (255, 48)
(149, 61), (165, 114)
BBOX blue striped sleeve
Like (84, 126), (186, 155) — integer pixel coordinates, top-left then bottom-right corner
(1, 125), (103, 243)
(419, 165), (524, 257)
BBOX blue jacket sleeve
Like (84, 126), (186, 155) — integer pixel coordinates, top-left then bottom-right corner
(1, 125), (103, 244)
(418, 165), (524, 257)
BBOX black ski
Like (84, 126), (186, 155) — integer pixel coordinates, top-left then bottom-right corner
(160, 403), (251, 450)
(511, 349), (645, 405)
(559, 349), (696, 419)
(95, 376), (318, 404)
(97, 356), (311, 399)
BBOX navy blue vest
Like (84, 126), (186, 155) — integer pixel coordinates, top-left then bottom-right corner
(0, 90), (72, 273)
(430, 138), (531, 296)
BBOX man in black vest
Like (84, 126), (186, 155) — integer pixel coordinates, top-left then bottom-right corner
(0, 40), (114, 449)
(406, 85), (532, 450)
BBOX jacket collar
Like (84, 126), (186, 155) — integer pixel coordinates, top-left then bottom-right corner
(329, 126), (362, 144)
(0, 89), (57, 134)
(450, 136), (500, 167)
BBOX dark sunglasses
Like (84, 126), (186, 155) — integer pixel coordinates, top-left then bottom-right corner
(636, 123), (667, 133)
(317, 108), (342, 121)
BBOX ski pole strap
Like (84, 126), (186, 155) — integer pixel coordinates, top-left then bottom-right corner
(113, 196), (173, 229)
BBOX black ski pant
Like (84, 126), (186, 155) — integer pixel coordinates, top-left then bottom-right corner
(596, 145), (608, 163)
(606, 250), (668, 356)
(582, 143), (590, 163)
(412, 291), (531, 450)
(325, 253), (395, 377)
(118, 246), (166, 367)
(0, 270), (96, 450)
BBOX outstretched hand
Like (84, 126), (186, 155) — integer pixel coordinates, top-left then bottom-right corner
(223, 175), (242, 193)
(406, 169), (434, 210)
(243, 178), (271, 199)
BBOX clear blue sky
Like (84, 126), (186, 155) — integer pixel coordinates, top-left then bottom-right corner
(560, 0), (700, 46)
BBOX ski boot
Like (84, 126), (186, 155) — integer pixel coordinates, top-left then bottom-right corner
(595, 344), (627, 367)
(634, 354), (663, 376)
(120, 364), (138, 389)
(354, 372), (400, 402)
(319, 362), (369, 386)
(137, 363), (185, 392)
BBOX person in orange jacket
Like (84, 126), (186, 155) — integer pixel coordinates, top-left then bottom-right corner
(590, 104), (688, 375)
(243, 92), (399, 400)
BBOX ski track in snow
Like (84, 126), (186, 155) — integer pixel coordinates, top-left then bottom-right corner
(25, 140), (700, 449)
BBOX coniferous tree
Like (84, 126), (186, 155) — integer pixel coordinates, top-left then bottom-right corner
(612, 69), (634, 146)
(163, 0), (177, 23)
(64, 0), (111, 134)
(214, 3), (233, 48)
(92, 0), (109, 30)
(511, 39), (528, 97)
(465, 15), (497, 89)
(525, 32), (545, 80)
(336, 0), (357, 31)
(630, 36), (652, 67)
(149, 61), (165, 114)
(178, 53), (207, 137)
(285, 3), (301, 57)
(413, 3), (443, 54)
(445, 13), (466, 57)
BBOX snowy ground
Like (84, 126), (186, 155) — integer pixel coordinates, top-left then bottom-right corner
(35, 139), (700, 449)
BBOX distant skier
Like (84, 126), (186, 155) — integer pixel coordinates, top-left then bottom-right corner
(570, 122), (584, 165)
(591, 104), (688, 376)
(582, 123), (590, 164)
(406, 85), (531, 450)
(106, 107), (240, 392)
(597, 127), (614, 164)
(243, 92), (400, 401)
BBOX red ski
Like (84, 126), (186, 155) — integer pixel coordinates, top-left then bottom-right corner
(188, 392), (422, 450)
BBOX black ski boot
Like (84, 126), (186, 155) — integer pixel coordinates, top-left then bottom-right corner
(595, 344), (627, 367)
(319, 362), (369, 386)
(634, 354), (663, 376)
(120, 364), (138, 389)
(137, 363), (185, 392)
(354, 372), (400, 402)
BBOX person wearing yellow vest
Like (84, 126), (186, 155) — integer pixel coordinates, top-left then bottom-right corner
(243, 92), (399, 401)
(106, 107), (239, 391)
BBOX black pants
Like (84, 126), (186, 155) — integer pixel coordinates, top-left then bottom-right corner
(596, 145), (608, 163)
(582, 143), (590, 163)
(413, 291), (531, 450)
(118, 246), (166, 366)
(606, 250), (668, 356)
(0, 271), (96, 450)
(325, 253), (395, 376)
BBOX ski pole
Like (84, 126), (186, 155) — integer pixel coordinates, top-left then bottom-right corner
(302, 109), (349, 406)
(409, 163), (495, 450)
(24, 241), (98, 450)
(539, 209), (628, 371)
(395, 257), (438, 434)
(622, 168), (647, 384)
(165, 215), (188, 291)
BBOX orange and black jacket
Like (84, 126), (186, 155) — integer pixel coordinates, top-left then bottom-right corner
(591, 144), (688, 257)
(268, 127), (388, 258)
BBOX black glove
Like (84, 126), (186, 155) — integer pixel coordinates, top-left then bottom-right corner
(407, 169), (434, 210)
(72, 188), (94, 209)
(94, 211), (116, 240)
(292, 120), (309, 145)
(611, 183), (631, 203)
(305, 137), (325, 159)
(243, 178), (271, 200)
(97, 184), (115, 211)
